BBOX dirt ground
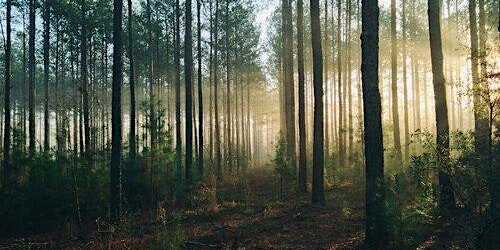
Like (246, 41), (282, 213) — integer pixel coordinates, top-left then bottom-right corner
(1, 169), (494, 250)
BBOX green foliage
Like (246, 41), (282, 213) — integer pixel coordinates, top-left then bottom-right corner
(385, 130), (499, 248)
(150, 227), (187, 250)
(385, 152), (438, 247)
(272, 134), (294, 196)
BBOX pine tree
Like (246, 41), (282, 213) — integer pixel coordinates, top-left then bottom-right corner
(310, 0), (324, 205)
(362, 0), (388, 247)
(110, 0), (124, 222)
(428, 0), (455, 209)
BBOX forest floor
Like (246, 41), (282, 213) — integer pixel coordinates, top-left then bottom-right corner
(0, 168), (494, 250)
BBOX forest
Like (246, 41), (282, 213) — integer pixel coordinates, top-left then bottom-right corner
(0, 0), (499, 249)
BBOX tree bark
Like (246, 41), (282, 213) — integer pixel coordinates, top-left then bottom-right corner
(391, 0), (402, 166)
(297, 0), (307, 193)
(428, 0), (455, 209)
(310, 0), (324, 205)
(175, 0), (182, 177)
(29, 0), (36, 156)
(214, 0), (222, 181)
(81, 0), (90, 159)
(3, 0), (12, 183)
(43, 0), (51, 152)
(402, 0), (410, 162)
(197, 0), (204, 178)
(337, 0), (345, 167)
(468, 0), (488, 155)
(185, 0), (194, 185)
(362, 0), (388, 247)
(111, 0), (123, 222)
(282, 0), (296, 173)
(128, 0), (136, 163)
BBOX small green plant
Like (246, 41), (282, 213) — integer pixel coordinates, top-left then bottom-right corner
(272, 134), (294, 197)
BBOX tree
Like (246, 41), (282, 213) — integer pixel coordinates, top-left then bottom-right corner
(214, 0), (222, 181)
(197, 0), (204, 178)
(402, 0), (410, 162)
(43, 0), (51, 151)
(175, 0), (182, 176)
(337, 0), (345, 167)
(297, 0), (307, 193)
(110, 0), (123, 222)
(185, 0), (194, 184)
(391, 0), (402, 166)
(3, 0), (12, 183)
(128, 0), (136, 163)
(310, 0), (324, 205)
(428, 0), (455, 209)
(81, 0), (90, 158)
(362, 0), (388, 247)
(282, 0), (296, 173)
(146, 0), (157, 151)
(29, 0), (36, 156)
(469, 0), (489, 156)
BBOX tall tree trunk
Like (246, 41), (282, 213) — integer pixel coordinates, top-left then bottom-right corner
(185, 0), (194, 185)
(214, 0), (222, 181)
(297, 0), (307, 193)
(324, 0), (329, 156)
(310, 0), (324, 205)
(28, 0), (36, 156)
(43, 0), (51, 151)
(197, 0), (204, 178)
(362, 0), (388, 247)
(175, 0), (182, 177)
(128, 0), (136, 163)
(391, 0), (402, 166)
(225, 0), (232, 172)
(428, 0), (455, 209)
(282, 0), (296, 173)
(110, 0), (123, 222)
(474, 0), (490, 156)
(146, 0), (157, 151)
(208, 0), (214, 162)
(468, 0), (487, 155)
(3, 0), (12, 183)
(347, 0), (353, 160)
(337, 0), (345, 167)
(402, 0), (410, 162)
(81, 0), (90, 159)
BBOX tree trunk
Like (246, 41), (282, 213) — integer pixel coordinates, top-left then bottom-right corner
(81, 0), (90, 159)
(310, 0), (324, 205)
(146, 0), (157, 151)
(28, 0), (36, 156)
(185, 0), (194, 185)
(43, 0), (51, 152)
(468, 0), (486, 155)
(225, 0), (232, 172)
(3, 0), (12, 183)
(362, 0), (388, 247)
(297, 0), (307, 193)
(324, 0), (329, 157)
(337, 0), (345, 167)
(197, 0), (204, 178)
(391, 0), (402, 166)
(214, 0), (222, 182)
(110, 0), (123, 222)
(175, 0), (182, 177)
(128, 0), (136, 163)
(474, 0), (490, 156)
(402, 0), (410, 162)
(347, 0), (353, 161)
(282, 0), (296, 173)
(428, 0), (455, 209)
